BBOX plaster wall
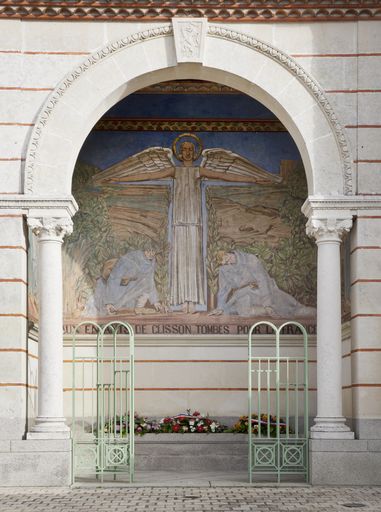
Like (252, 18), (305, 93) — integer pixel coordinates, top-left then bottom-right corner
(63, 335), (317, 423)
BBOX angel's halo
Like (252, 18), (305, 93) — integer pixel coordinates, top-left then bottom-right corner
(172, 132), (203, 162)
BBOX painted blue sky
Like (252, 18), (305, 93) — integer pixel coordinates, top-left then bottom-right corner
(78, 88), (301, 174)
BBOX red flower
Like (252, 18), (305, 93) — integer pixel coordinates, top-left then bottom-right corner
(163, 417), (172, 424)
(193, 411), (201, 416)
(172, 424), (181, 433)
(197, 425), (204, 433)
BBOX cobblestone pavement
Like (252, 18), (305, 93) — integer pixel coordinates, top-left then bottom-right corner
(0, 486), (381, 512)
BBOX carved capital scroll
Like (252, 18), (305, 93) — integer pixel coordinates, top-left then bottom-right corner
(306, 216), (352, 243)
(27, 216), (73, 241)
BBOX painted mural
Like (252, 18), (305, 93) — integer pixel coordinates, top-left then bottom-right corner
(28, 80), (318, 335)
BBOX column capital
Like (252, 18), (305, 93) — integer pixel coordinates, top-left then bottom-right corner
(306, 216), (352, 243)
(27, 216), (73, 241)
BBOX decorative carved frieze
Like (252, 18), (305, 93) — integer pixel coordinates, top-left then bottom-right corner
(0, 1), (380, 22)
(139, 81), (237, 94)
(27, 216), (73, 241)
(94, 118), (287, 132)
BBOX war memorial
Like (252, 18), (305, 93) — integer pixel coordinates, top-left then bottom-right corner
(0, 1), (381, 488)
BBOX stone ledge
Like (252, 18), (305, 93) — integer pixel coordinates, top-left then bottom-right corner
(0, 440), (11, 452)
(0, 451), (71, 486)
(368, 440), (381, 452)
(136, 433), (248, 444)
(310, 439), (368, 452)
(10, 439), (71, 452)
(310, 450), (381, 486)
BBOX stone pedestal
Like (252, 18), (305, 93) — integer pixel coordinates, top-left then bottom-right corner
(0, 439), (71, 486)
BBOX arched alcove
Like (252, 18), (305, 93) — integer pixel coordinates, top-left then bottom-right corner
(24, 24), (352, 198)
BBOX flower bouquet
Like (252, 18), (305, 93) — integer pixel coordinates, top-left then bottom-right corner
(102, 413), (161, 437)
(232, 414), (288, 436)
(159, 410), (227, 434)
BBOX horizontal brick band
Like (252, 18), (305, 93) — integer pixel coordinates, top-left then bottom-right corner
(0, 348), (37, 359)
(65, 359), (316, 364)
(355, 161), (381, 164)
(0, 87), (53, 92)
(342, 348), (381, 359)
(293, 53), (381, 58)
(0, 214), (23, 218)
(0, 122), (34, 127)
(0, 246), (27, 252)
(64, 387), (317, 392)
(350, 246), (381, 254)
(343, 384), (381, 389)
(351, 314), (381, 319)
(0, 313), (27, 319)
(351, 279), (381, 286)
(0, 50), (90, 56)
(326, 90), (381, 94)
(0, 157), (24, 161)
(0, 278), (27, 285)
(346, 125), (381, 129)
(357, 215), (381, 219)
(0, 382), (37, 389)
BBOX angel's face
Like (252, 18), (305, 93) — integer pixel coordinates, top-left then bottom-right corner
(180, 142), (195, 163)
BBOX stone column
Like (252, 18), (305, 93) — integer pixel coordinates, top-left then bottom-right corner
(307, 216), (354, 439)
(27, 216), (73, 439)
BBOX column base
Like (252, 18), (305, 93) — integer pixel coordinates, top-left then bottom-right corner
(27, 417), (71, 440)
(310, 416), (354, 439)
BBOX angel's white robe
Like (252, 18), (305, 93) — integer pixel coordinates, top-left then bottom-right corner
(170, 166), (205, 305)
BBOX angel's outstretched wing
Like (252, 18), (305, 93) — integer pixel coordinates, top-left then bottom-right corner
(201, 148), (283, 184)
(92, 147), (175, 185)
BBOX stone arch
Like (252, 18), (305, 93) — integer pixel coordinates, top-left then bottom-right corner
(24, 23), (352, 197)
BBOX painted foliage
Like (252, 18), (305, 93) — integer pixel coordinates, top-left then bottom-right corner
(29, 81), (317, 335)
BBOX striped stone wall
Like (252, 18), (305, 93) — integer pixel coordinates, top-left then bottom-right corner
(0, 18), (380, 441)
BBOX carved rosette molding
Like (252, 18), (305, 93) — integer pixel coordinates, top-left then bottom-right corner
(0, 2), (380, 22)
(207, 24), (353, 195)
(27, 216), (73, 241)
(306, 216), (353, 243)
(24, 22), (353, 196)
(24, 24), (173, 194)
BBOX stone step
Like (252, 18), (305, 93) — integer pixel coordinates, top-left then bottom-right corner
(135, 455), (247, 471)
(134, 433), (248, 471)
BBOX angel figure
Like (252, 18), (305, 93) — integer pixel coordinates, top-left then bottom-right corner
(93, 133), (282, 313)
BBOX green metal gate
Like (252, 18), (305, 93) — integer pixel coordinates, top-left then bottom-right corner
(248, 321), (309, 483)
(71, 321), (135, 483)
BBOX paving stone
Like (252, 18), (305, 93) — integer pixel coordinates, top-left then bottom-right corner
(1, 485), (381, 512)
